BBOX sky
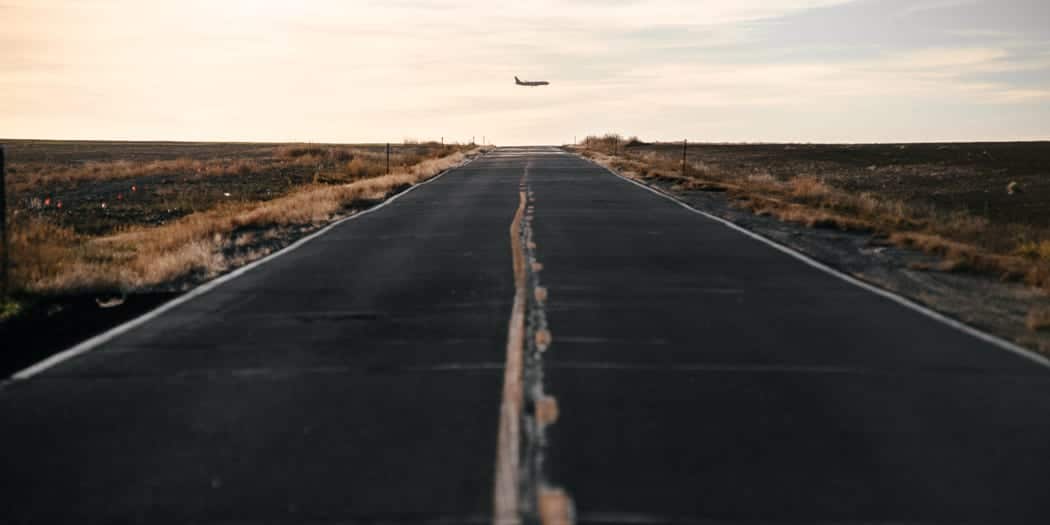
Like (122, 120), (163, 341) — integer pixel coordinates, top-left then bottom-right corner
(2, 0), (1049, 145)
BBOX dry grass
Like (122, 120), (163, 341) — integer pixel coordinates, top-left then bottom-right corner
(7, 148), (479, 294)
(1016, 240), (1050, 261)
(276, 144), (363, 165)
(0, 298), (23, 321)
(579, 133), (645, 153)
(9, 157), (270, 192)
(578, 136), (1050, 293)
(345, 157), (387, 179)
(275, 145), (330, 159)
(7, 143), (455, 193)
(1027, 306), (1050, 332)
(889, 232), (1032, 280)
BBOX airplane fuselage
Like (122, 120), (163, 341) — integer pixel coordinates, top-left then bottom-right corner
(515, 76), (550, 87)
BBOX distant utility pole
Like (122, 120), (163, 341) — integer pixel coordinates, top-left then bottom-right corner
(386, 143), (391, 174)
(472, 136), (475, 146)
(1, 145), (7, 298)
(682, 139), (688, 177)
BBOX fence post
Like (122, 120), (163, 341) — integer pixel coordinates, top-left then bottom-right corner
(386, 143), (390, 174)
(1, 145), (7, 298)
(682, 139), (688, 177)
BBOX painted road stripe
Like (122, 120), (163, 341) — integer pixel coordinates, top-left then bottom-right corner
(493, 187), (528, 525)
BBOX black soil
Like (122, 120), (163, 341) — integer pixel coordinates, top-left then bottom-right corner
(630, 141), (1050, 225)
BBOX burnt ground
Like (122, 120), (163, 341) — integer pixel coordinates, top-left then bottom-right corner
(631, 141), (1050, 226)
(3, 139), (462, 235)
(5, 139), (452, 163)
(4, 139), (279, 163)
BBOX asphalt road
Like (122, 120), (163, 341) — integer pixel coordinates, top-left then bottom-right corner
(3, 147), (1050, 524)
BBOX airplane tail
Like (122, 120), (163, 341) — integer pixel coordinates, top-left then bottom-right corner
(515, 76), (521, 84)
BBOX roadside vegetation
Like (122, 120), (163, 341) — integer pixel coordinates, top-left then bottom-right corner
(1, 140), (481, 303)
(575, 134), (1050, 332)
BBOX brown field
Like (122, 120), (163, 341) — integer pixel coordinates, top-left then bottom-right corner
(0, 139), (480, 299)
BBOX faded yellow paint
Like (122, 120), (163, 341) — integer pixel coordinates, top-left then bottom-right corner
(493, 188), (528, 525)
(536, 329), (552, 352)
(535, 396), (559, 427)
(535, 287), (548, 304)
(538, 487), (575, 525)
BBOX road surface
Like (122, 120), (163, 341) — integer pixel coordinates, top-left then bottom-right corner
(2, 147), (1049, 524)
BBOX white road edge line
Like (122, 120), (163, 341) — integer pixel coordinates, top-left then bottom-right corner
(578, 153), (1050, 371)
(10, 154), (485, 381)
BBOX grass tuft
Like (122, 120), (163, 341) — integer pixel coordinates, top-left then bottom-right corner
(1016, 240), (1050, 261)
(1026, 306), (1050, 332)
(0, 298), (24, 321)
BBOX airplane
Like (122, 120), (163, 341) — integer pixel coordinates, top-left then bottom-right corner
(515, 76), (550, 87)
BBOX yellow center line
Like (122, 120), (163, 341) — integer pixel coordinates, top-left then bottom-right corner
(538, 487), (573, 525)
(496, 162), (575, 524)
(493, 185), (528, 525)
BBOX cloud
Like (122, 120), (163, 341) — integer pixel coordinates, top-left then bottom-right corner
(898, 0), (981, 16)
(1, 0), (1048, 143)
